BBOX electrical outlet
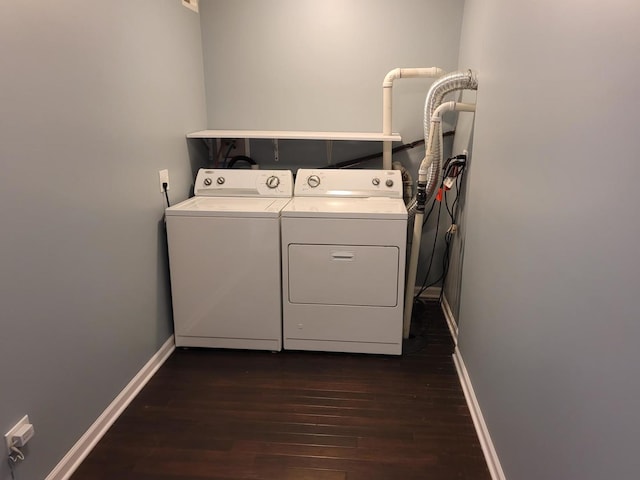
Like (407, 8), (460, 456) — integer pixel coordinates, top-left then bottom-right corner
(182, 0), (198, 13)
(159, 169), (170, 192)
(5, 415), (32, 453)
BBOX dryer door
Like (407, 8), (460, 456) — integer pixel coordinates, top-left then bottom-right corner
(288, 244), (399, 307)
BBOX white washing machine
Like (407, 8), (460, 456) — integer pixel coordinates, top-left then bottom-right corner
(281, 169), (407, 355)
(165, 168), (293, 351)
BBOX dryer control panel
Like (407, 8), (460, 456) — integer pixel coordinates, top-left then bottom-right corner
(194, 169), (293, 197)
(294, 169), (403, 198)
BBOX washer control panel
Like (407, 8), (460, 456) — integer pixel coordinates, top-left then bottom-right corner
(294, 169), (403, 198)
(194, 169), (293, 197)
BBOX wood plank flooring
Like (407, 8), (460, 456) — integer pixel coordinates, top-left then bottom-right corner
(72, 300), (490, 480)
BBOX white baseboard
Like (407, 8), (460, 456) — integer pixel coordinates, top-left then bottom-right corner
(46, 336), (175, 480)
(441, 294), (459, 343)
(453, 347), (506, 480)
(414, 285), (441, 299)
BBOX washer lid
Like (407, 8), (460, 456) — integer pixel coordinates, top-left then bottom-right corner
(166, 196), (291, 218)
(281, 197), (407, 220)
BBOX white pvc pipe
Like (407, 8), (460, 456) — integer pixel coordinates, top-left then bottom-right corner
(417, 102), (476, 179)
(432, 101), (477, 121)
(402, 116), (441, 338)
(382, 67), (445, 170)
(383, 67), (445, 87)
(403, 210), (424, 338)
(383, 86), (393, 168)
(383, 86), (393, 134)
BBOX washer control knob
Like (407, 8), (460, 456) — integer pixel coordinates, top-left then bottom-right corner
(216, 176), (225, 185)
(203, 177), (212, 186)
(372, 177), (380, 186)
(385, 179), (394, 187)
(266, 175), (280, 189)
(307, 175), (321, 188)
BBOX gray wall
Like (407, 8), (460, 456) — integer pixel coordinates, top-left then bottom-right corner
(455, 0), (640, 478)
(0, 2), (207, 479)
(199, 0), (464, 143)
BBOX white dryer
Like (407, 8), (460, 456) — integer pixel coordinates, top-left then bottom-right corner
(281, 169), (407, 355)
(166, 169), (293, 351)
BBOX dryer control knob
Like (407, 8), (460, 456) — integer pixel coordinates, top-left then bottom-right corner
(216, 176), (225, 185)
(203, 177), (212, 186)
(372, 177), (380, 186)
(266, 175), (280, 189)
(385, 179), (394, 187)
(307, 175), (321, 188)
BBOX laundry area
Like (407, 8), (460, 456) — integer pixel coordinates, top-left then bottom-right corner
(166, 79), (476, 356)
(4, 1), (639, 480)
(165, 69), (477, 359)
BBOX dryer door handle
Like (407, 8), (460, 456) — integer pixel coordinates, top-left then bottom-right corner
(331, 251), (355, 261)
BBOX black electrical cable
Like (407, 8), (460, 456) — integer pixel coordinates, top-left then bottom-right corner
(448, 175), (463, 225)
(227, 155), (257, 168)
(415, 186), (444, 299)
(221, 142), (235, 168)
(162, 182), (170, 208)
(445, 186), (455, 220)
(414, 154), (468, 300)
(419, 222), (454, 295)
(450, 174), (463, 219)
(438, 170), (466, 300)
(8, 457), (16, 480)
(422, 195), (438, 227)
(442, 187), (456, 281)
(445, 169), (464, 224)
(439, 237), (453, 295)
(7, 443), (23, 480)
(412, 196), (439, 300)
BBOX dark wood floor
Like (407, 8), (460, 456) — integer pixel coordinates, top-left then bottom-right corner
(72, 300), (490, 480)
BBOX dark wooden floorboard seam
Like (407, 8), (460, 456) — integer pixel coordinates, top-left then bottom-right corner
(71, 300), (490, 480)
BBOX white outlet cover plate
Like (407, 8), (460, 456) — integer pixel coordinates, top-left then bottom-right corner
(5, 415), (30, 453)
(159, 169), (170, 192)
(182, 0), (199, 13)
